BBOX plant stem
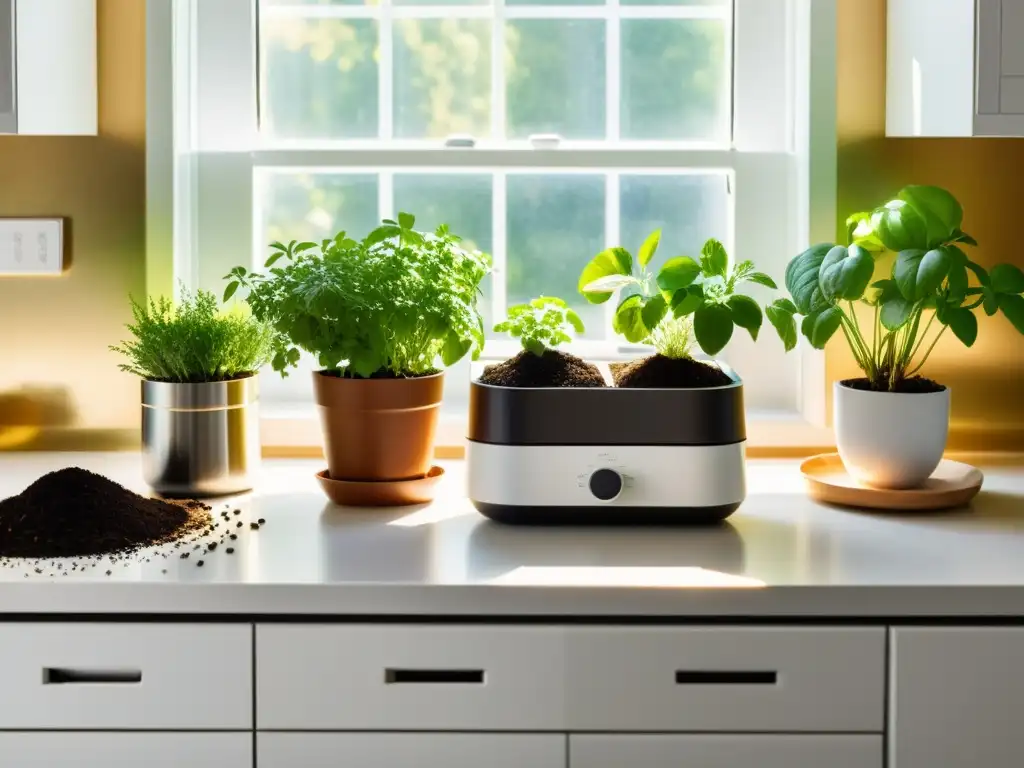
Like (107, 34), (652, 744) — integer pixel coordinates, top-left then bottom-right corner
(907, 309), (936, 367)
(840, 308), (873, 376)
(907, 325), (948, 377)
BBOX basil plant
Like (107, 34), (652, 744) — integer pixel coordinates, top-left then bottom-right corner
(578, 230), (792, 356)
(781, 185), (1024, 391)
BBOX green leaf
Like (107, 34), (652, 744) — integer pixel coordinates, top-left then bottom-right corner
(744, 272), (779, 289)
(952, 229), (978, 247)
(265, 252), (284, 268)
(641, 294), (668, 332)
(223, 282), (239, 302)
(802, 306), (843, 349)
(846, 211), (886, 252)
(441, 333), (472, 366)
(765, 299), (797, 351)
(295, 241), (317, 253)
(578, 247), (634, 304)
(656, 257), (701, 292)
(818, 244), (874, 301)
(582, 275), (636, 294)
(894, 248), (950, 301)
(531, 295), (566, 309)
(943, 306), (978, 347)
(693, 303), (734, 356)
(699, 239), (729, 277)
(880, 296), (914, 331)
(898, 185), (963, 247)
(565, 309), (585, 334)
(947, 260), (969, 301)
(967, 261), (990, 287)
(727, 294), (763, 341)
(523, 338), (546, 356)
(398, 212), (415, 230)
(984, 286), (1000, 315)
(999, 293), (1024, 334)
(670, 286), (703, 317)
(364, 225), (402, 247)
(613, 295), (648, 343)
(872, 200), (929, 252)
(785, 243), (833, 315)
(269, 241), (287, 252)
(990, 264), (1024, 295)
(638, 229), (661, 268)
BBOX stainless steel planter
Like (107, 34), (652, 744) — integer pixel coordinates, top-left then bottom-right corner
(141, 377), (260, 497)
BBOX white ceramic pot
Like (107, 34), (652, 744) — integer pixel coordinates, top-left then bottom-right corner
(833, 381), (950, 489)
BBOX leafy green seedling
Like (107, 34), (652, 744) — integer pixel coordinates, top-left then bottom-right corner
(781, 184), (1024, 391)
(578, 230), (788, 356)
(494, 296), (586, 356)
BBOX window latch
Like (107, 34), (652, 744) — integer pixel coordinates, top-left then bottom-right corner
(444, 134), (477, 148)
(529, 133), (562, 149)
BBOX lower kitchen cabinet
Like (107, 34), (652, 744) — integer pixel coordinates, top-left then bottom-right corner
(0, 733), (252, 768)
(891, 627), (1024, 768)
(257, 733), (566, 768)
(569, 734), (882, 768)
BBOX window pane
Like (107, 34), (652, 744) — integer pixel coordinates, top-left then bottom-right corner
(394, 20), (491, 139)
(619, 174), (729, 276)
(506, 175), (605, 339)
(260, 19), (379, 139)
(506, 21), (605, 140)
(621, 19), (728, 141)
(394, 173), (495, 330)
(257, 172), (380, 254)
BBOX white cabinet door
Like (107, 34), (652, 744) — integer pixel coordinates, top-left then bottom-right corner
(257, 624), (566, 730)
(565, 627), (885, 732)
(259, 733), (566, 768)
(570, 735), (882, 768)
(891, 627), (1024, 768)
(0, 623), (252, 729)
(0, 733), (252, 768)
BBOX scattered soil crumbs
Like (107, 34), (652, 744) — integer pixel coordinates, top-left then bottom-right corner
(479, 350), (606, 388)
(612, 355), (733, 388)
(0, 467), (266, 577)
(841, 376), (946, 394)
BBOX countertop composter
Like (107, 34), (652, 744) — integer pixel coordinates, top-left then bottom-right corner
(466, 361), (747, 525)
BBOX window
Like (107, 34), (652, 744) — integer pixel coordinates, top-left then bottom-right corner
(147, 0), (836, 448)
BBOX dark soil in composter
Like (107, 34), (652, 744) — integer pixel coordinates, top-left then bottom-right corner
(841, 377), (946, 394)
(0, 467), (268, 575)
(478, 350), (607, 388)
(612, 355), (733, 388)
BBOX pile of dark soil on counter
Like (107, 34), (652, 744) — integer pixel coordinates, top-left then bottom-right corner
(612, 355), (733, 388)
(841, 376), (945, 394)
(479, 350), (606, 388)
(0, 468), (214, 559)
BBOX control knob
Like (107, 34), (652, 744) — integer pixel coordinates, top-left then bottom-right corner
(589, 468), (623, 502)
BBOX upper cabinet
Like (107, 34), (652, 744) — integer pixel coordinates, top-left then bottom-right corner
(887, 0), (1024, 137)
(0, 0), (97, 136)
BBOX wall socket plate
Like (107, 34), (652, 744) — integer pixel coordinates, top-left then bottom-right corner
(0, 218), (64, 275)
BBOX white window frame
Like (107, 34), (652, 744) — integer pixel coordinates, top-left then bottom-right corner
(146, 0), (836, 451)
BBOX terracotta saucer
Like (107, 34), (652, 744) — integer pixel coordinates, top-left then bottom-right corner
(800, 453), (983, 511)
(316, 466), (445, 507)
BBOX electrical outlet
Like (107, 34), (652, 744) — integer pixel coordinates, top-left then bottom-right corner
(0, 219), (64, 275)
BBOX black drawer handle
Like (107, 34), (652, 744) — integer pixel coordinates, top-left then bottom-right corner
(675, 670), (777, 685)
(385, 669), (485, 685)
(44, 668), (143, 685)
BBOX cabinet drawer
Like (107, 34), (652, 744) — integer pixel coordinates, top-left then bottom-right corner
(566, 627), (885, 732)
(257, 624), (565, 730)
(0, 733), (252, 768)
(259, 733), (565, 768)
(0, 624), (252, 729)
(570, 735), (882, 768)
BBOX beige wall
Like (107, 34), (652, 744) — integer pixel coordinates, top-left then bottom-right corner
(0, 0), (144, 450)
(835, 0), (1024, 451)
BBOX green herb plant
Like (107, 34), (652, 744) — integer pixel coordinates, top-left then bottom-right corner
(779, 184), (1024, 391)
(223, 213), (491, 378)
(578, 230), (791, 356)
(494, 296), (586, 356)
(111, 286), (275, 383)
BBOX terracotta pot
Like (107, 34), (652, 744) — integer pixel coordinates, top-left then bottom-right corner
(833, 381), (950, 489)
(313, 371), (444, 482)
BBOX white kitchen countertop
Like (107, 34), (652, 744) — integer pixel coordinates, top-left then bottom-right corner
(1, 452), (1024, 618)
